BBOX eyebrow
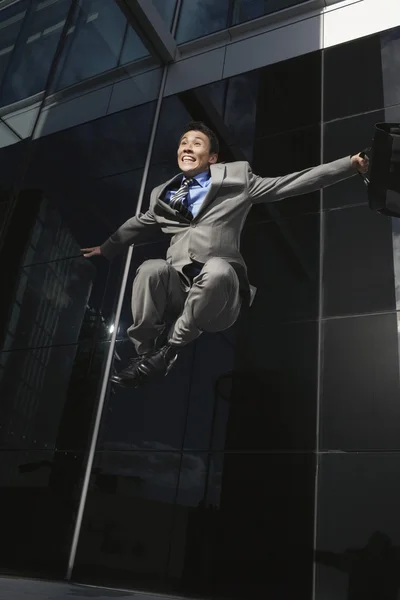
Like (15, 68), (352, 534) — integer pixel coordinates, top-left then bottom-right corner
(180, 136), (205, 142)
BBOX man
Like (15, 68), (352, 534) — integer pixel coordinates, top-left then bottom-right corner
(82, 121), (368, 388)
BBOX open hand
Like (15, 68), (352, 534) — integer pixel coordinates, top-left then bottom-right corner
(351, 153), (369, 174)
(81, 246), (101, 258)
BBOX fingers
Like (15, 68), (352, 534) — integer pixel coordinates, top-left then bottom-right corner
(81, 248), (95, 258)
(81, 247), (101, 258)
(357, 154), (369, 173)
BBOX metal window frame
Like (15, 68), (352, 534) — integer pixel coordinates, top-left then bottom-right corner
(116, 0), (179, 63)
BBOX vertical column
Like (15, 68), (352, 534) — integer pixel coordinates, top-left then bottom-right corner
(65, 0), (185, 580)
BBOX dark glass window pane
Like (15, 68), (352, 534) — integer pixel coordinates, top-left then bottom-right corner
(0, 342), (107, 450)
(0, 449), (85, 578)
(169, 453), (316, 599)
(324, 34), (384, 121)
(97, 333), (194, 452)
(322, 205), (396, 317)
(255, 52), (321, 137)
(22, 100), (157, 326)
(54, 0), (127, 90)
(241, 214), (320, 321)
(381, 26), (400, 107)
(2, 257), (95, 352)
(73, 450), (181, 590)
(0, 0), (29, 88)
(316, 453), (400, 600)
(176, 0), (230, 44)
(232, 0), (309, 24)
(204, 319), (318, 451)
(183, 333), (237, 451)
(321, 313), (400, 450)
(153, 0), (176, 30)
(119, 25), (148, 65)
(222, 72), (259, 162)
(0, 0), (71, 107)
(253, 124), (321, 217)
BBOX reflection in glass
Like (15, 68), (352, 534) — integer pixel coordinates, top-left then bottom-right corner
(54, 0), (128, 90)
(74, 450), (181, 588)
(324, 34), (384, 122)
(322, 205), (395, 317)
(119, 25), (148, 66)
(226, 75), (259, 161)
(316, 453), (400, 600)
(176, 0), (230, 44)
(183, 333), (236, 450)
(0, 0), (71, 107)
(232, 0), (309, 24)
(173, 453), (315, 598)
(0, 449), (85, 577)
(0, 190), (96, 352)
(255, 52), (321, 138)
(320, 313), (400, 451)
(152, 0), (177, 31)
(0, 0), (28, 89)
(0, 339), (109, 450)
(97, 336), (195, 452)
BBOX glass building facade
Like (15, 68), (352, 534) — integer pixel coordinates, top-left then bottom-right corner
(0, 0), (400, 599)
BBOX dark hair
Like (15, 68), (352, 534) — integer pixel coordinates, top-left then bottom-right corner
(181, 121), (219, 154)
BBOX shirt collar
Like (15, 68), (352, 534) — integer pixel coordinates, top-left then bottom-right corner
(180, 170), (211, 187)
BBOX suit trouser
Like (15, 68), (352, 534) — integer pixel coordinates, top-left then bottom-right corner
(127, 258), (242, 355)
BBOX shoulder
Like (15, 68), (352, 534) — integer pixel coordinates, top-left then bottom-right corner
(217, 161), (253, 185)
(219, 160), (249, 172)
(217, 160), (251, 179)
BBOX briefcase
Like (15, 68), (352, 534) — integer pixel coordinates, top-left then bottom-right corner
(361, 122), (400, 217)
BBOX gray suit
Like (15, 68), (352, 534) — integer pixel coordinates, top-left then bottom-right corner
(100, 157), (355, 353)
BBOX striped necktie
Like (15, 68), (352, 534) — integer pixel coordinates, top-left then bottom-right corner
(170, 178), (193, 218)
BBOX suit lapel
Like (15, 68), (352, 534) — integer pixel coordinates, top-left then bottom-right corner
(155, 163), (226, 222)
(155, 173), (184, 220)
(193, 163), (226, 221)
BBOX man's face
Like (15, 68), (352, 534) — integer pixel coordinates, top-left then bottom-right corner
(177, 130), (218, 177)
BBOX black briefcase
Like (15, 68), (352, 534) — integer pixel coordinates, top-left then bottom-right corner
(361, 122), (400, 217)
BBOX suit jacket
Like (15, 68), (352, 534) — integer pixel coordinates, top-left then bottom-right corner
(100, 158), (355, 303)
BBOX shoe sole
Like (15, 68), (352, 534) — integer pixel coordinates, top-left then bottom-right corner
(110, 375), (140, 389)
(165, 354), (178, 375)
(137, 353), (178, 379)
(111, 354), (179, 389)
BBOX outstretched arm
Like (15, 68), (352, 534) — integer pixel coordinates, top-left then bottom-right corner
(248, 154), (368, 203)
(82, 186), (162, 260)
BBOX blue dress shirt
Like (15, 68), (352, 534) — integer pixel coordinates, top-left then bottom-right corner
(165, 170), (211, 217)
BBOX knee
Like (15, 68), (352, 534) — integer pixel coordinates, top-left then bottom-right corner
(136, 259), (169, 279)
(202, 258), (234, 284)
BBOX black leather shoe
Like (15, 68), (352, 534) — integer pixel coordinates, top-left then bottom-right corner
(110, 345), (179, 388)
(134, 344), (179, 383)
(110, 356), (147, 388)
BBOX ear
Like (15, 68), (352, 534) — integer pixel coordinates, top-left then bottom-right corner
(209, 153), (218, 165)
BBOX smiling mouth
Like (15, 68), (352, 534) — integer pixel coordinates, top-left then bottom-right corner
(181, 156), (196, 163)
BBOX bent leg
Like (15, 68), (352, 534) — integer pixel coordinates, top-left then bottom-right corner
(127, 259), (185, 355)
(169, 258), (241, 347)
